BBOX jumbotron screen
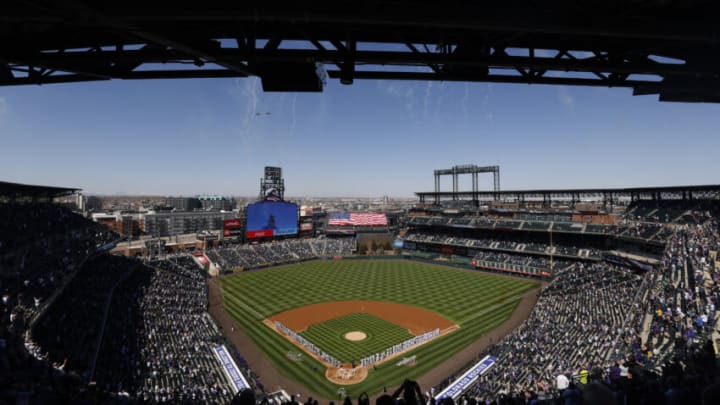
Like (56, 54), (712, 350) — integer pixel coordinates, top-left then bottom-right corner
(246, 201), (298, 238)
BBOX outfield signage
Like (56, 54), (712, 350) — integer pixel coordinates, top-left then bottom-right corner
(434, 355), (497, 401)
(213, 345), (251, 393)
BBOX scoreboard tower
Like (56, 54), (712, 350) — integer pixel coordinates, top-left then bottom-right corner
(259, 166), (285, 202)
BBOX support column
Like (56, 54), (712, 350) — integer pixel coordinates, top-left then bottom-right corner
(472, 172), (478, 206)
(452, 172), (458, 194)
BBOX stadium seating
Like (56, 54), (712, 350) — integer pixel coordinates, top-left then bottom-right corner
(516, 213), (573, 222)
(3, 200), (720, 405)
(0, 204), (119, 402)
(207, 237), (354, 270)
(522, 221), (550, 231)
(431, 216), (720, 404)
(453, 262), (644, 402)
(403, 231), (601, 260)
(551, 221), (584, 233)
(92, 259), (241, 403)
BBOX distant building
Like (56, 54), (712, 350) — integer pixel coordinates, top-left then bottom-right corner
(198, 195), (234, 211)
(91, 212), (143, 238)
(92, 213), (121, 233)
(144, 211), (235, 237)
(164, 197), (201, 212)
(86, 196), (103, 211)
(120, 215), (143, 238)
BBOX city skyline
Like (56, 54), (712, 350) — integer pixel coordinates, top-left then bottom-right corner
(0, 75), (718, 197)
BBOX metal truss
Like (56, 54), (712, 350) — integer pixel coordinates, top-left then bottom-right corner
(3, 1), (720, 101)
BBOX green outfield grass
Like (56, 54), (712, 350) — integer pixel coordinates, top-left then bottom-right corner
(300, 313), (413, 363)
(219, 259), (538, 398)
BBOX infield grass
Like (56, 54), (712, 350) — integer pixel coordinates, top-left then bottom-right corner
(220, 259), (537, 398)
(300, 313), (413, 363)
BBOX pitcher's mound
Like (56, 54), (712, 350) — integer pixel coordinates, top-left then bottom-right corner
(344, 331), (367, 341)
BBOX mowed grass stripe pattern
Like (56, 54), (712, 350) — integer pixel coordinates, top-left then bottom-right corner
(220, 259), (537, 398)
(300, 313), (413, 363)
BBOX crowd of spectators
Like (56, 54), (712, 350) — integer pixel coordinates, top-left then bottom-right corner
(29, 255), (135, 378)
(0, 202), (115, 253)
(515, 214), (574, 223)
(471, 250), (572, 275)
(430, 211), (720, 404)
(614, 224), (714, 365)
(442, 262), (646, 402)
(1, 202), (259, 403)
(408, 214), (675, 242)
(207, 237), (355, 270)
(91, 257), (256, 403)
(4, 200), (720, 404)
(1, 203), (119, 402)
(625, 200), (700, 223)
(404, 231), (601, 260)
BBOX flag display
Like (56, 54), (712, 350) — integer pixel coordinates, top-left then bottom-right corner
(328, 212), (388, 226)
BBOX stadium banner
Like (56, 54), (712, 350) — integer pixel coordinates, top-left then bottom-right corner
(191, 252), (209, 266)
(246, 201), (299, 239)
(212, 345), (251, 393)
(223, 218), (243, 237)
(300, 222), (314, 231)
(434, 355), (497, 401)
(98, 242), (117, 252)
(440, 245), (455, 255)
(393, 239), (404, 249)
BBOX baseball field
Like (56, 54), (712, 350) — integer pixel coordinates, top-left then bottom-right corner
(219, 259), (537, 398)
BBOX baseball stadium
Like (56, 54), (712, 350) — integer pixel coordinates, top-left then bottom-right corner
(3, 2), (720, 405)
(4, 169), (720, 404)
(215, 260), (537, 398)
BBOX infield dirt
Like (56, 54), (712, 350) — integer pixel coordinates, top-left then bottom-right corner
(268, 300), (457, 335)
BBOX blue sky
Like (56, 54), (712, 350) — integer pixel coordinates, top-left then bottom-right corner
(0, 75), (718, 198)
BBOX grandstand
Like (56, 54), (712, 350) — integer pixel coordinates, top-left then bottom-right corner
(206, 237), (355, 271)
(3, 177), (720, 404)
(0, 182), (261, 403)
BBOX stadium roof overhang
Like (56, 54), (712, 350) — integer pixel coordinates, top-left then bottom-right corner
(416, 184), (720, 203)
(2, 1), (720, 102)
(0, 180), (80, 202)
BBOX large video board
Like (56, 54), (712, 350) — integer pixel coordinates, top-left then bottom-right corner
(245, 201), (298, 238)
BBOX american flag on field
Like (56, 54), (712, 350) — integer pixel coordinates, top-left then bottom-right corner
(328, 212), (388, 226)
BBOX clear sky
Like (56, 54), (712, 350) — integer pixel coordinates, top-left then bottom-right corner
(0, 74), (718, 198)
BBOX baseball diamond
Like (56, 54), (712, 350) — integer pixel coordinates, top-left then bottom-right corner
(298, 313), (414, 363)
(267, 303), (458, 373)
(219, 259), (538, 398)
